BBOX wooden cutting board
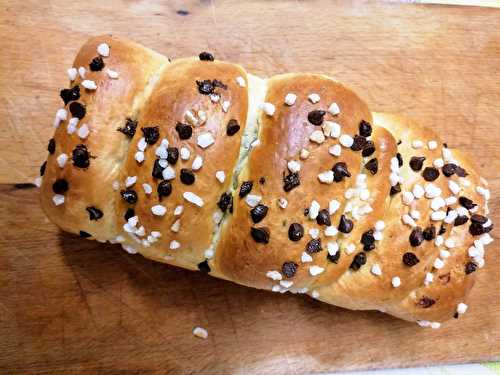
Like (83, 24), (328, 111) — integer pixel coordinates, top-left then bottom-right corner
(0, 1), (499, 373)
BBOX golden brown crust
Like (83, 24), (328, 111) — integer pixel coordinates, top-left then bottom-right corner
(39, 37), (494, 325)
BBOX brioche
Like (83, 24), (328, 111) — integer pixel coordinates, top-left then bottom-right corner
(39, 35), (494, 326)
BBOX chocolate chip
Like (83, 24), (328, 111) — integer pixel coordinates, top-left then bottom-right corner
(303, 208), (309, 217)
(212, 79), (227, 90)
(418, 297), (436, 308)
(442, 163), (457, 177)
(60, 85), (80, 105)
(120, 189), (138, 204)
(141, 126), (160, 145)
(465, 261), (477, 274)
(175, 122), (192, 140)
(365, 158), (378, 175)
(250, 227), (270, 243)
(157, 180), (172, 199)
(307, 110), (326, 126)
(423, 225), (436, 241)
(199, 52), (214, 61)
(396, 153), (403, 167)
(469, 222), (485, 236)
(69, 101), (86, 119)
(218, 192), (233, 212)
(180, 169), (195, 185)
(47, 138), (56, 154)
(390, 183), (401, 196)
(316, 209), (331, 226)
(89, 56), (105, 71)
(86, 206), (103, 221)
(402, 252), (419, 267)
(117, 118), (138, 138)
(52, 179), (68, 194)
(409, 156), (426, 171)
(350, 252), (367, 270)
(283, 172), (300, 192)
(198, 260), (211, 273)
(288, 223), (304, 241)
(454, 215), (469, 226)
(72, 144), (90, 168)
(454, 312), (459, 319)
(455, 166), (468, 177)
(422, 167), (439, 181)
(239, 181), (253, 198)
(79, 231), (92, 238)
(306, 238), (322, 254)
(350, 135), (367, 151)
(409, 227), (424, 247)
(250, 204), (268, 223)
(470, 214), (487, 224)
(327, 250), (340, 264)
(259, 177), (266, 185)
(439, 224), (446, 235)
(152, 159), (164, 179)
(459, 196), (476, 210)
(338, 215), (353, 233)
(282, 261), (298, 278)
(362, 141), (375, 157)
(196, 79), (215, 95)
(124, 208), (135, 221)
(332, 162), (351, 182)
(166, 147), (179, 165)
(226, 119), (240, 136)
(359, 120), (372, 137)
(40, 161), (46, 176)
(361, 229), (375, 251)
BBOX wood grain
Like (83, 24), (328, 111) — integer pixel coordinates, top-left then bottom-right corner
(0, 1), (499, 374)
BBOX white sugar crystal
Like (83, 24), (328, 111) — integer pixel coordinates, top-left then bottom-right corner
(410, 210), (421, 220)
(78, 66), (86, 79)
(77, 123), (90, 139)
(345, 243), (356, 254)
(192, 155), (203, 170)
(301, 252), (313, 263)
(445, 196), (458, 206)
(122, 244), (137, 254)
(412, 140), (424, 149)
(81, 80), (97, 90)
(222, 100), (230, 113)
(170, 240), (181, 250)
(251, 139), (261, 148)
(180, 147), (190, 160)
(431, 210), (447, 221)
(300, 148), (310, 159)
(266, 271), (282, 281)
(183, 192), (204, 207)
(135, 151), (145, 163)
(457, 303), (468, 315)
(245, 194), (261, 208)
(389, 173), (399, 187)
(135, 226), (145, 237)
(308, 93), (320, 103)
(392, 277), (401, 288)
(435, 235), (444, 246)
(213, 211), (223, 224)
(325, 226), (338, 237)
(171, 219), (181, 233)
(107, 69), (119, 79)
(318, 170), (334, 184)
(151, 205), (167, 216)
(262, 102), (275, 116)
(309, 200), (320, 220)
(204, 247), (214, 259)
(155, 146), (168, 159)
(137, 137), (147, 151)
(440, 249), (451, 258)
(448, 180), (461, 195)
(442, 147), (452, 161)
(278, 197), (288, 209)
(373, 231), (383, 241)
(327, 241), (339, 256)
(309, 130), (325, 144)
(174, 205), (184, 216)
(329, 199), (340, 215)
(425, 183), (442, 199)
(125, 176), (137, 187)
(329, 122), (341, 138)
(312, 290), (320, 299)
(210, 93), (220, 103)
(56, 153), (68, 168)
(431, 197), (446, 211)
(375, 220), (385, 231)
(430, 322), (441, 330)
(97, 42), (110, 57)
(309, 265), (325, 276)
(34, 176), (42, 187)
(428, 140), (438, 150)
(424, 272), (434, 285)
(56, 108), (68, 121)
(402, 214), (416, 227)
(402, 191), (414, 205)
(433, 158), (444, 168)
(433, 258), (445, 269)
(67, 67), (77, 81)
(158, 159), (168, 168)
(215, 170), (225, 183)
(309, 228), (320, 239)
(328, 102), (340, 116)
(52, 194), (65, 206)
(162, 166), (176, 180)
(444, 210), (458, 224)
(236, 76), (246, 87)
(412, 184), (424, 199)
(287, 160), (301, 173)
(371, 264), (382, 276)
(67, 117), (79, 133)
(329, 144), (342, 156)
(142, 183), (152, 194)
(160, 138), (169, 148)
(339, 134), (354, 148)
(359, 189), (370, 201)
(284, 93), (297, 106)
(197, 132), (215, 148)
(444, 238), (456, 248)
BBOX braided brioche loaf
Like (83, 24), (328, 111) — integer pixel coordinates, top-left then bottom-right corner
(39, 35), (494, 326)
